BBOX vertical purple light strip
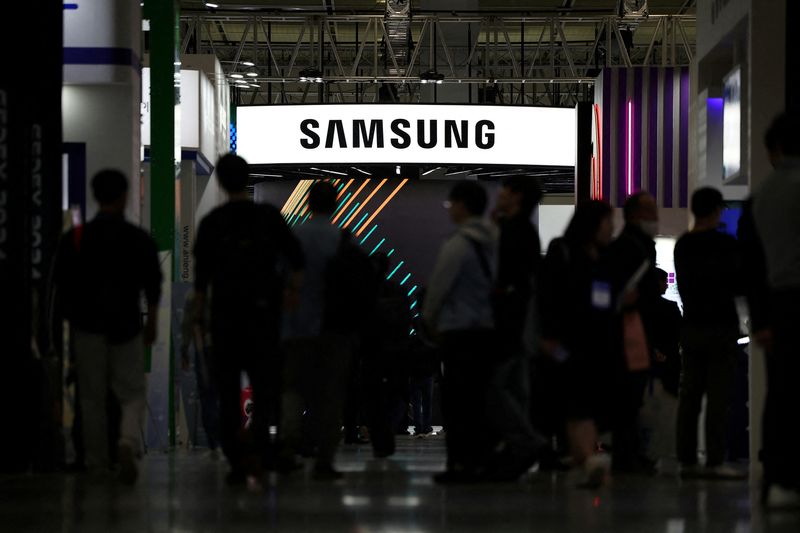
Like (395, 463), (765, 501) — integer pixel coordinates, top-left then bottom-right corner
(633, 68), (644, 194)
(602, 70), (612, 201)
(617, 68), (628, 205)
(663, 68), (674, 208)
(679, 68), (690, 208)
(648, 68), (659, 201)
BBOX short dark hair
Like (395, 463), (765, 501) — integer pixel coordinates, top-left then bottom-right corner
(655, 268), (668, 282)
(308, 181), (338, 214)
(691, 187), (724, 218)
(623, 191), (652, 222)
(564, 200), (612, 246)
(764, 112), (800, 156)
(215, 153), (250, 193)
(502, 176), (543, 214)
(449, 180), (488, 216)
(91, 169), (128, 205)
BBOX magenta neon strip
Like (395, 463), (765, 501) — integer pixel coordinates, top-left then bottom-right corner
(627, 100), (633, 196)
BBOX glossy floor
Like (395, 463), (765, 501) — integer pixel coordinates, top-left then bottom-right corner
(1, 436), (798, 532)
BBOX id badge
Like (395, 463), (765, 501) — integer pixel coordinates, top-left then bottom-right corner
(591, 281), (612, 310)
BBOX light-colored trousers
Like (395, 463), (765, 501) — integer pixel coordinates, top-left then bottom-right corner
(74, 330), (146, 469)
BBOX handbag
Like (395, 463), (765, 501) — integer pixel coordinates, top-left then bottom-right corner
(623, 309), (650, 372)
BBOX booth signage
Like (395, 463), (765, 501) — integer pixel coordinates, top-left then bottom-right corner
(236, 104), (576, 167)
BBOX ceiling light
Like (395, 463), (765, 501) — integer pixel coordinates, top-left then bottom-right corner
(246, 69), (258, 78)
(422, 167), (441, 176)
(351, 167), (371, 176)
(249, 84), (259, 88)
(420, 70), (444, 84)
(230, 73), (244, 79)
(299, 67), (323, 83)
(241, 61), (255, 67)
(395, 165), (401, 175)
(205, 3), (219, 8)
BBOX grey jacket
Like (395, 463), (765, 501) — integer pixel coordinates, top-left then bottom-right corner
(423, 217), (498, 333)
(753, 157), (800, 291)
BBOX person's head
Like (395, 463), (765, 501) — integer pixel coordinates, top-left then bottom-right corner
(495, 176), (543, 218)
(308, 181), (338, 215)
(764, 112), (800, 167)
(623, 191), (659, 237)
(655, 268), (669, 295)
(690, 187), (725, 227)
(447, 180), (488, 225)
(215, 153), (250, 194)
(92, 169), (129, 213)
(564, 200), (614, 249)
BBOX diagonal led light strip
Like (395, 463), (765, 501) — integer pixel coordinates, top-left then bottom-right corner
(337, 178), (355, 199)
(331, 179), (371, 225)
(342, 179), (388, 229)
(281, 181), (305, 215)
(282, 179), (313, 218)
(355, 179), (408, 237)
(285, 180), (315, 223)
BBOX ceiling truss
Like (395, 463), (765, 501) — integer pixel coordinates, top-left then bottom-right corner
(179, 13), (695, 106)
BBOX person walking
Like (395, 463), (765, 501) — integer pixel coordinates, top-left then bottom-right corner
(54, 169), (162, 484)
(674, 187), (744, 480)
(605, 192), (660, 474)
(279, 181), (373, 479)
(423, 181), (498, 484)
(484, 176), (547, 480)
(540, 200), (616, 488)
(752, 112), (800, 507)
(193, 153), (304, 485)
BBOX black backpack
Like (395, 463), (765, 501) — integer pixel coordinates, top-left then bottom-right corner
(322, 231), (379, 334)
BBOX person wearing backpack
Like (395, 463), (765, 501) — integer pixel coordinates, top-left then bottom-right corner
(279, 181), (377, 480)
(423, 180), (498, 484)
(193, 154), (304, 485)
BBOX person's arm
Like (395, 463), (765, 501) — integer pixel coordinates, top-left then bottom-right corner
(422, 235), (465, 332)
(270, 207), (305, 309)
(143, 235), (163, 347)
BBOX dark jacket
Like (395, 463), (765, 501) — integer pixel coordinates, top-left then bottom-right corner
(495, 214), (541, 353)
(54, 212), (162, 343)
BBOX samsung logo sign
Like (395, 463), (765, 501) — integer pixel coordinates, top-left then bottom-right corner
(236, 104), (575, 167)
(300, 119), (496, 150)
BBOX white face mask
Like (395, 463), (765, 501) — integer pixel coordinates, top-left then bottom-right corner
(640, 220), (659, 238)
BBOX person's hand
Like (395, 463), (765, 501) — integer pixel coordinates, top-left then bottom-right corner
(623, 288), (640, 308)
(753, 328), (773, 352)
(143, 319), (157, 347)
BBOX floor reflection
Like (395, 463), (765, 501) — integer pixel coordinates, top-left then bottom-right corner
(1, 435), (798, 532)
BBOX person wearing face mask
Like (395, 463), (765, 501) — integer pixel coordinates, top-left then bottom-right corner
(605, 192), (660, 475)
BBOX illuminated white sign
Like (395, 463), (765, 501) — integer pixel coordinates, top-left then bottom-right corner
(236, 104), (576, 167)
(723, 66), (741, 181)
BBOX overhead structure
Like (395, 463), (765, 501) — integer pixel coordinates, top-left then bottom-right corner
(179, 10), (696, 105)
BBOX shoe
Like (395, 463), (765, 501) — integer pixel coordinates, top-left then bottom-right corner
(313, 463), (343, 481)
(704, 464), (747, 480)
(117, 444), (138, 486)
(764, 484), (800, 509)
(344, 435), (370, 445)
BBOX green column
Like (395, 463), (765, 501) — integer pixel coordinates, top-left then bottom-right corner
(146, 0), (179, 448)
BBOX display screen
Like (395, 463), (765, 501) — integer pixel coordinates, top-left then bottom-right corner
(722, 66), (741, 181)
